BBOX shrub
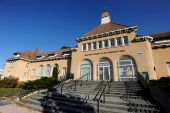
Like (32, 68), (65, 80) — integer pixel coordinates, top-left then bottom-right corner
(52, 64), (60, 80)
(0, 76), (19, 88)
(23, 77), (59, 90)
(150, 77), (170, 94)
(15, 81), (26, 88)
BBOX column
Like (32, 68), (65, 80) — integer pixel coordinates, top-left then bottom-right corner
(122, 37), (125, 46)
(91, 42), (94, 50)
(115, 38), (118, 47)
(86, 43), (88, 51)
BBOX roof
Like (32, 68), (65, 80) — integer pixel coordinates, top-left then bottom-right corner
(19, 50), (36, 60)
(149, 31), (170, 40)
(81, 22), (130, 38)
(7, 48), (73, 62)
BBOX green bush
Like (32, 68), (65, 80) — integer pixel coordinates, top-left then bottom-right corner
(15, 81), (26, 88)
(0, 76), (19, 88)
(150, 77), (170, 93)
(23, 77), (59, 90)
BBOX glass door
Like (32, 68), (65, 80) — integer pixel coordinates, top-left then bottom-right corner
(98, 64), (111, 81)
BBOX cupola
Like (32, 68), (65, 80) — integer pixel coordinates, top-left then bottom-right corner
(101, 10), (111, 25)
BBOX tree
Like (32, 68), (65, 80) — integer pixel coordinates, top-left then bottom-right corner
(52, 64), (60, 80)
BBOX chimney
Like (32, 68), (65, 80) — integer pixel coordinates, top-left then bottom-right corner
(35, 48), (40, 55)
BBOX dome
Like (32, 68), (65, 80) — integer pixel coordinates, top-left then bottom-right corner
(101, 11), (110, 18)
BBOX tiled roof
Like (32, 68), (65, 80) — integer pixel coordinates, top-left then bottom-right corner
(8, 48), (72, 62)
(81, 22), (129, 38)
(15, 50), (36, 60)
(149, 31), (170, 39)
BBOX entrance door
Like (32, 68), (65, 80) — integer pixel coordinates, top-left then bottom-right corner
(98, 59), (111, 81)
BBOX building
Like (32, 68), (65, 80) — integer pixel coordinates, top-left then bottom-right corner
(0, 69), (3, 79)
(2, 11), (170, 81)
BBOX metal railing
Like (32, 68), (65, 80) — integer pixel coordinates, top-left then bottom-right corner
(73, 73), (89, 91)
(93, 83), (107, 113)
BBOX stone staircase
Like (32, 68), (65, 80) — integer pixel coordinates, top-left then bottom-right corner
(16, 80), (161, 113)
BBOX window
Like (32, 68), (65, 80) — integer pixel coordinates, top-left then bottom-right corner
(80, 60), (92, 80)
(123, 36), (128, 45)
(92, 42), (96, 49)
(31, 69), (35, 76)
(26, 64), (29, 69)
(10, 63), (14, 68)
(103, 40), (108, 48)
(87, 43), (91, 50)
(62, 68), (67, 78)
(167, 63), (170, 76)
(82, 44), (86, 51)
(110, 38), (115, 47)
(117, 37), (122, 46)
(45, 64), (51, 76)
(98, 41), (102, 49)
(38, 65), (44, 76)
(22, 72), (27, 81)
(117, 56), (136, 81)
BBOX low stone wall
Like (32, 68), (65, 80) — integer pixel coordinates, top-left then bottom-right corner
(149, 85), (170, 113)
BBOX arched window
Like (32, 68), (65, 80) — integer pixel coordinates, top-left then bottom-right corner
(117, 56), (136, 81)
(45, 64), (51, 76)
(38, 65), (44, 76)
(80, 60), (92, 80)
(97, 58), (111, 81)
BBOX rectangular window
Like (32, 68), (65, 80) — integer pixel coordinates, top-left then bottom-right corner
(87, 43), (91, 50)
(10, 63), (14, 68)
(123, 36), (129, 45)
(82, 44), (86, 51)
(93, 42), (96, 49)
(62, 68), (67, 78)
(117, 37), (122, 46)
(104, 40), (108, 48)
(98, 41), (102, 49)
(110, 38), (115, 47)
(167, 63), (170, 76)
(31, 69), (35, 76)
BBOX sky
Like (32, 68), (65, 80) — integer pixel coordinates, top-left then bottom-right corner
(0, 0), (170, 69)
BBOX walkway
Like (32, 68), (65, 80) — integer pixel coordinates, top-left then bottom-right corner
(0, 104), (41, 113)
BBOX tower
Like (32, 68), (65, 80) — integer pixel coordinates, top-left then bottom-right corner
(101, 10), (111, 25)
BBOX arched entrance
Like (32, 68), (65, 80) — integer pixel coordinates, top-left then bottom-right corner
(117, 56), (136, 81)
(97, 58), (111, 81)
(80, 60), (92, 80)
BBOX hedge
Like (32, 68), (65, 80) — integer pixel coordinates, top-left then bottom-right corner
(23, 77), (59, 90)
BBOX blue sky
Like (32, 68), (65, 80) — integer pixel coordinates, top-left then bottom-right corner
(0, 0), (170, 69)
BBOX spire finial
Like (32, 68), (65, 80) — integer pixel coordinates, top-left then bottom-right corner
(104, 0), (108, 11)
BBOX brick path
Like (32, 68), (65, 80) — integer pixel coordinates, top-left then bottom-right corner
(0, 104), (41, 113)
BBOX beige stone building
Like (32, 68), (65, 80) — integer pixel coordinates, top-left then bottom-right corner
(2, 11), (170, 81)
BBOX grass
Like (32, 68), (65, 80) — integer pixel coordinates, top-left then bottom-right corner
(0, 88), (22, 97)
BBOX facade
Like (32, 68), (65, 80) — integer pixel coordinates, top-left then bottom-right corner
(2, 11), (170, 81)
(0, 69), (3, 79)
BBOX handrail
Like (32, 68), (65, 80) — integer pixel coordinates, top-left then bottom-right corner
(73, 73), (89, 91)
(93, 83), (107, 113)
(93, 82), (105, 100)
(107, 81), (111, 94)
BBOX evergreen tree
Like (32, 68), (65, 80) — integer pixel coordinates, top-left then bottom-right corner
(52, 64), (59, 80)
